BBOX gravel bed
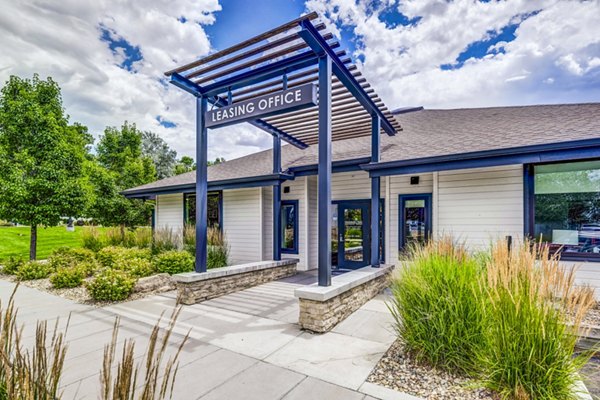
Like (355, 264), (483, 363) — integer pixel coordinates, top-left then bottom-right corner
(0, 273), (174, 307)
(583, 304), (600, 327)
(367, 340), (495, 400)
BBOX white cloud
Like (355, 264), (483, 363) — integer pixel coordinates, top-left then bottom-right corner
(305, 0), (600, 109)
(0, 0), (270, 161)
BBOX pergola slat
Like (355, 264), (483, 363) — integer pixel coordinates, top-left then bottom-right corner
(185, 27), (330, 80)
(195, 39), (342, 85)
(165, 12), (319, 76)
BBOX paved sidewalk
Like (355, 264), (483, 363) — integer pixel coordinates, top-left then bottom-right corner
(0, 273), (400, 400)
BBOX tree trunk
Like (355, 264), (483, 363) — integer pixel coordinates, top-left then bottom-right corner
(120, 224), (126, 242)
(30, 224), (37, 261)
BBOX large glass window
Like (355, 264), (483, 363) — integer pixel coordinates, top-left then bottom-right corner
(533, 160), (600, 257)
(281, 200), (298, 254)
(184, 192), (222, 228)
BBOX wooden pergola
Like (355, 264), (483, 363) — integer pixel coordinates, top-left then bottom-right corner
(165, 12), (400, 286)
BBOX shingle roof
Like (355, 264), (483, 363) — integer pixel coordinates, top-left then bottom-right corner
(123, 103), (600, 195)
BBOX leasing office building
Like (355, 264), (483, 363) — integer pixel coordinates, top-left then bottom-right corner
(124, 101), (600, 294)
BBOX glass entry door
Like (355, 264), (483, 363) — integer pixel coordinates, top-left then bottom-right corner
(337, 201), (370, 269)
(399, 194), (432, 250)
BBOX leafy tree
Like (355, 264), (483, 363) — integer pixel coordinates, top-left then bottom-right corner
(175, 156), (196, 175)
(88, 122), (155, 235)
(0, 75), (89, 260)
(174, 156), (225, 175)
(141, 130), (177, 179)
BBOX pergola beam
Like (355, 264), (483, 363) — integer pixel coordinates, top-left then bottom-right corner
(298, 19), (396, 136)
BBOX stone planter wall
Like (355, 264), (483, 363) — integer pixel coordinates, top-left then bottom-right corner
(174, 259), (298, 305)
(295, 265), (393, 333)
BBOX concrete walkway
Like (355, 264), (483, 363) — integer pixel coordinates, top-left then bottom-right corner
(0, 273), (401, 400)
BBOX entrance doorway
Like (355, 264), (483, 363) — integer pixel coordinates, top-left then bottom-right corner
(331, 200), (384, 270)
(399, 194), (432, 251)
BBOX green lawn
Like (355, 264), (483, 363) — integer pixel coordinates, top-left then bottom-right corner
(0, 226), (109, 260)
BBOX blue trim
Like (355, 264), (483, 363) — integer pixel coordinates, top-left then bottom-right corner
(183, 191), (223, 229)
(364, 139), (600, 177)
(171, 73), (308, 149)
(317, 54), (332, 287)
(123, 173), (294, 198)
(202, 50), (320, 97)
(298, 20), (396, 136)
(289, 157), (370, 176)
(196, 96), (208, 272)
(273, 135), (282, 261)
(370, 116), (381, 267)
(280, 200), (299, 254)
(524, 158), (600, 262)
(337, 200), (371, 269)
(398, 194), (432, 250)
(523, 164), (534, 239)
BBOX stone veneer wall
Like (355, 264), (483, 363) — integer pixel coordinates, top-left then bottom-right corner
(177, 262), (297, 305)
(298, 268), (392, 333)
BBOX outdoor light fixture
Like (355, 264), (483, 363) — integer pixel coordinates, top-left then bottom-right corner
(410, 176), (419, 185)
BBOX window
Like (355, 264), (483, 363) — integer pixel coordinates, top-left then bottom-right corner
(530, 160), (600, 259)
(184, 192), (222, 228)
(281, 200), (298, 254)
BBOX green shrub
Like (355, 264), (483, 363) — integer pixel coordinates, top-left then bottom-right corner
(82, 227), (105, 252)
(1, 257), (24, 275)
(476, 242), (596, 399)
(184, 226), (229, 268)
(78, 260), (100, 277)
(48, 247), (95, 270)
(86, 269), (136, 301)
(96, 246), (151, 268)
(152, 228), (180, 255)
(112, 257), (155, 278)
(389, 239), (485, 374)
(16, 261), (52, 281)
(50, 266), (85, 288)
(154, 251), (194, 275)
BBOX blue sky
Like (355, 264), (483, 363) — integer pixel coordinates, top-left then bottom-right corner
(1, 0), (599, 161)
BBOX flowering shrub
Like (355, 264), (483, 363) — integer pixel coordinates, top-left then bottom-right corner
(113, 257), (155, 278)
(48, 247), (95, 269)
(50, 266), (85, 289)
(16, 261), (52, 281)
(96, 246), (151, 268)
(1, 256), (24, 275)
(154, 251), (194, 275)
(86, 269), (136, 301)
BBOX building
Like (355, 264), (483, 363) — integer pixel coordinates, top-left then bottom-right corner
(124, 102), (600, 294)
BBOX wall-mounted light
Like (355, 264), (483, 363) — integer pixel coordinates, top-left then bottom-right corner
(410, 176), (419, 185)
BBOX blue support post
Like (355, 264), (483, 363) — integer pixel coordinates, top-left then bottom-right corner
(370, 116), (381, 267)
(318, 55), (332, 287)
(195, 96), (208, 272)
(273, 134), (282, 261)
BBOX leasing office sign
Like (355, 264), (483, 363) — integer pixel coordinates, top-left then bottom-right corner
(205, 83), (317, 128)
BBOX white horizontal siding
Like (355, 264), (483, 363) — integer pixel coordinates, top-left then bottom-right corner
(331, 171), (385, 200)
(155, 193), (183, 231)
(437, 165), (524, 251)
(262, 187), (273, 261)
(223, 188), (262, 264)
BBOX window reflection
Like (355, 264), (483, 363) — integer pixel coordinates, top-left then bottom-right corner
(534, 161), (600, 256)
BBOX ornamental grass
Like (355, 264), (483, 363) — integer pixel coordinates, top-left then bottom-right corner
(389, 238), (485, 375)
(389, 238), (597, 400)
(0, 287), (68, 400)
(477, 241), (596, 400)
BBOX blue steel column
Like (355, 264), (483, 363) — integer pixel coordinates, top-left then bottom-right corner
(195, 96), (208, 272)
(318, 55), (332, 286)
(273, 134), (282, 261)
(370, 115), (381, 267)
